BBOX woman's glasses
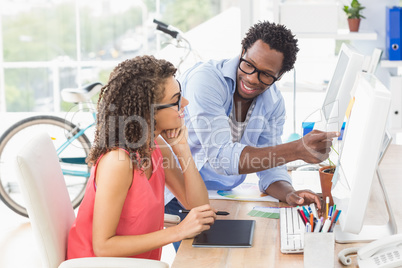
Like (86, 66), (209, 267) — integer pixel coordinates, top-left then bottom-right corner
(156, 81), (182, 111)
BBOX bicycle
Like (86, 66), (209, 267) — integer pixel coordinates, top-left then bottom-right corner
(0, 82), (102, 217)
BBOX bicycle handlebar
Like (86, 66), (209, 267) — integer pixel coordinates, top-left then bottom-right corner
(153, 19), (169, 28)
(153, 18), (195, 74)
(156, 24), (179, 39)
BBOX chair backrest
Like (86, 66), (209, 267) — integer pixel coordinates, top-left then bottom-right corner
(14, 132), (76, 268)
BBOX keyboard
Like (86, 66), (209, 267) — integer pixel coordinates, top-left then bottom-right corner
(280, 207), (305, 253)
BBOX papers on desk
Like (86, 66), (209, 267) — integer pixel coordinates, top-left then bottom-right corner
(206, 171), (320, 203)
(248, 206), (280, 219)
(208, 183), (278, 202)
(291, 170), (321, 193)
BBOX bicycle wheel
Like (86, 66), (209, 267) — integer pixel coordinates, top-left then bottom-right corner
(0, 115), (91, 217)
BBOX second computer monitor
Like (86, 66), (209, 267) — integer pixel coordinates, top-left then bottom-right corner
(332, 73), (393, 243)
(314, 43), (364, 133)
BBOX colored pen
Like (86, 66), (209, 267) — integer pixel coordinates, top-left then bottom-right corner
(297, 208), (307, 225)
(321, 219), (331, 233)
(329, 210), (342, 232)
(313, 219), (322, 232)
(307, 206), (313, 215)
(306, 223), (311, 233)
(301, 209), (309, 224)
(302, 206), (310, 219)
(319, 217), (324, 232)
(328, 206), (333, 217)
(310, 213), (314, 232)
(309, 203), (319, 219)
(328, 209), (339, 231)
(179, 209), (230, 216)
(325, 196), (329, 219)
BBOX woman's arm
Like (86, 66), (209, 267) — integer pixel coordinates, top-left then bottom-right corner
(157, 126), (209, 209)
(92, 149), (214, 257)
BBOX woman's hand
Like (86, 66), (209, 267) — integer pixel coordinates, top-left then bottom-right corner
(160, 124), (188, 148)
(174, 204), (217, 240)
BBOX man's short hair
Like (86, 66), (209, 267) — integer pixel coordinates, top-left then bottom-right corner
(241, 21), (299, 74)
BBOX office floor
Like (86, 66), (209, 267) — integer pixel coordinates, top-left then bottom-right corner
(0, 200), (176, 267)
(0, 200), (41, 268)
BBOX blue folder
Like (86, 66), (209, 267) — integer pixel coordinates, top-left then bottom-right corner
(386, 6), (402, 61)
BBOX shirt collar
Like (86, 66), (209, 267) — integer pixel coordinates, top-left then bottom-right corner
(221, 56), (240, 93)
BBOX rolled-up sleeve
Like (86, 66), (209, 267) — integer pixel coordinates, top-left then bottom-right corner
(182, 69), (246, 176)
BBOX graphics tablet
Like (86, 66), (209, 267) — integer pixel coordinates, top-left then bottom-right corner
(192, 219), (255, 248)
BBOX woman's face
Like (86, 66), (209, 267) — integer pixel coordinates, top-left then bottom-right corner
(154, 76), (189, 133)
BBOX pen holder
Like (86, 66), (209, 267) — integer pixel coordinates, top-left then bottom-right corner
(304, 232), (335, 268)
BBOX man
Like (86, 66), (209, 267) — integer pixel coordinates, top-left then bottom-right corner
(165, 21), (338, 249)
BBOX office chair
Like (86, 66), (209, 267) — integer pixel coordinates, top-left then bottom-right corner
(14, 132), (172, 268)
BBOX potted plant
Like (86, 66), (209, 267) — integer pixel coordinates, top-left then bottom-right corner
(318, 147), (338, 206)
(343, 0), (366, 32)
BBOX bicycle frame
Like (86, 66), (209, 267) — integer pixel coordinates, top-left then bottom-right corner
(57, 111), (96, 178)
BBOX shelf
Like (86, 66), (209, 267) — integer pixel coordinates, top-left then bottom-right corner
(381, 60), (402, 68)
(295, 29), (378, 40)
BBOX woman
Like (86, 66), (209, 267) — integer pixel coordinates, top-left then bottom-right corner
(67, 55), (216, 260)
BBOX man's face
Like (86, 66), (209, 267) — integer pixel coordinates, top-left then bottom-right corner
(236, 40), (284, 101)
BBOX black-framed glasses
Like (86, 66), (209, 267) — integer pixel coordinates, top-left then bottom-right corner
(238, 58), (279, 86)
(155, 81), (182, 111)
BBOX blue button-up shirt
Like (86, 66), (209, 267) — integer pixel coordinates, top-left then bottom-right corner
(179, 56), (292, 193)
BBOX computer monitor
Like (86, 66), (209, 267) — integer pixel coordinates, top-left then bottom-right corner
(331, 73), (396, 243)
(314, 43), (364, 133)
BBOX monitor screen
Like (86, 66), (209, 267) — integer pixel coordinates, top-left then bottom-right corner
(331, 73), (392, 242)
(314, 43), (364, 133)
(322, 52), (349, 121)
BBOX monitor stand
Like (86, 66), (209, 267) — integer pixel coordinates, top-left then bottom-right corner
(334, 167), (398, 243)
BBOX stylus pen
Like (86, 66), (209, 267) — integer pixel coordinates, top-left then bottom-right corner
(179, 209), (230, 216)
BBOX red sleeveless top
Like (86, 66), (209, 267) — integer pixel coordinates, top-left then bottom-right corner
(67, 145), (165, 260)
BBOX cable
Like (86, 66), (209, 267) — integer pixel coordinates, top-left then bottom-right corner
(338, 247), (360, 266)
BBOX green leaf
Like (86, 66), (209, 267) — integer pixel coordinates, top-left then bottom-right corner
(343, 0), (365, 19)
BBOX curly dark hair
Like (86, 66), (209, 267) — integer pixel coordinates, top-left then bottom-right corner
(241, 21), (299, 74)
(87, 55), (176, 168)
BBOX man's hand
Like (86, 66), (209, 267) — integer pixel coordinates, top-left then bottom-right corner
(285, 189), (322, 211)
(297, 130), (340, 163)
